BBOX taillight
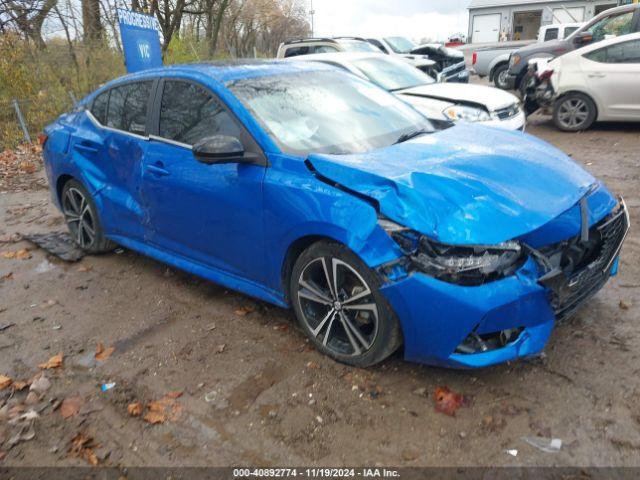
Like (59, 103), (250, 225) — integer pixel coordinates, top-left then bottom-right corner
(38, 133), (48, 146)
(472, 52), (477, 65)
(538, 70), (554, 82)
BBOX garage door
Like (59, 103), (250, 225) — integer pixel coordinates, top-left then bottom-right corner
(472, 13), (501, 43)
(552, 7), (585, 23)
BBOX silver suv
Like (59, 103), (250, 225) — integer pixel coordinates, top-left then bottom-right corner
(276, 37), (381, 58)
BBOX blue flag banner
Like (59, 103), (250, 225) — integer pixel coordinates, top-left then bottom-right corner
(117, 9), (163, 73)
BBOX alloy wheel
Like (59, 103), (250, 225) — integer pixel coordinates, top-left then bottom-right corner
(557, 98), (589, 130)
(62, 187), (96, 249)
(296, 257), (379, 357)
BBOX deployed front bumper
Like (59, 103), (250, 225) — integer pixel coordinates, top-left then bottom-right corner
(379, 200), (629, 369)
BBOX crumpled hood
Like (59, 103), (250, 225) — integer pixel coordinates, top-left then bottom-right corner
(307, 123), (597, 245)
(399, 83), (519, 111)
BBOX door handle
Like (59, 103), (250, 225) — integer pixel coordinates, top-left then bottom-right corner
(74, 142), (100, 154)
(146, 164), (170, 176)
(588, 73), (606, 78)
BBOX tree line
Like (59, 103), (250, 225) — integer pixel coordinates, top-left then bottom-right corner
(0, 0), (311, 58)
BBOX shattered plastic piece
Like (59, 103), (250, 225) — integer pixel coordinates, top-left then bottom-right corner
(24, 232), (85, 262)
(506, 449), (518, 457)
(234, 305), (255, 316)
(522, 436), (562, 453)
(100, 382), (116, 392)
(38, 352), (63, 369)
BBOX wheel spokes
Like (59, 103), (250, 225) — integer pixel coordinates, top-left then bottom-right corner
(299, 279), (333, 305)
(312, 308), (336, 337)
(339, 311), (372, 354)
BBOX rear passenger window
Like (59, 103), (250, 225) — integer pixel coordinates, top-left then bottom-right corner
(584, 40), (640, 63)
(159, 81), (241, 146)
(544, 28), (558, 41)
(284, 46), (310, 58)
(91, 91), (109, 124)
(106, 81), (152, 135)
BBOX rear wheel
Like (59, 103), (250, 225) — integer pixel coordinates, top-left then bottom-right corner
(553, 93), (597, 131)
(290, 241), (401, 367)
(492, 64), (509, 89)
(61, 179), (115, 253)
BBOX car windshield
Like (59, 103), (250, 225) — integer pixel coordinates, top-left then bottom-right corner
(228, 70), (433, 156)
(568, 9), (635, 41)
(352, 56), (434, 91)
(384, 36), (417, 54)
(338, 39), (381, 53)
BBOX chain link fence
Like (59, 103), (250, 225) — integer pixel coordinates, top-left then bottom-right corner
(0, 92), (80, 151)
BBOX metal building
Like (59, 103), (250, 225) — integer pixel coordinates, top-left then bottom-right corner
(467, 0), (618, 43)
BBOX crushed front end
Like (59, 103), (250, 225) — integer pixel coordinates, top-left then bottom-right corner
(376, 196), (629, 368)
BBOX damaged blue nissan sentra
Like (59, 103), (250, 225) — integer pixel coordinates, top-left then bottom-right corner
(42, 61), (629, 368)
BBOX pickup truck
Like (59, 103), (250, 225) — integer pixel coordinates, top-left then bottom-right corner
(471, 41), (534, 89)
(505, 3), (640, 92)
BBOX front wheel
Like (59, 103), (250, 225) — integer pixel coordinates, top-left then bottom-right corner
(553, 93), (597, 131)
(290, 241), (402, 367)
(492, 64), (509, 89)
(61, 179), (115, 253)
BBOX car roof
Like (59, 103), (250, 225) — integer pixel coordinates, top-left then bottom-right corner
(101, 60), (332, 86)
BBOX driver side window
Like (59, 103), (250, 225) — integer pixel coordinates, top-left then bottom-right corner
(159, 80), (241, 146)
(587, 11), (635, 42)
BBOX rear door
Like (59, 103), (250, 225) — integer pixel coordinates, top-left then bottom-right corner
(74, 80), (154, 240)
(582, 38), (640, 119)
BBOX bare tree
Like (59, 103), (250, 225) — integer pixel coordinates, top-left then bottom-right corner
(1, 0), (58, 48)
(81, 0), (103, 43)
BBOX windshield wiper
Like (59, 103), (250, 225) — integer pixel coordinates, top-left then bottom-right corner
(394, 128), (430, 144)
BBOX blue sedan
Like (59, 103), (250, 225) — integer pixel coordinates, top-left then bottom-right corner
(42, 61), (629, 368)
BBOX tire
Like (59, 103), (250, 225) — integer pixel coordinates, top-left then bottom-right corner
(289, 240), (402, 367)
(61, 179), (116, 253)
(492, 64), (509, 89)
(553, 93), (597, 132)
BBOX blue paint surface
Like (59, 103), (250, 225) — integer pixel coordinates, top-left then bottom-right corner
(43, 62), (622, 369)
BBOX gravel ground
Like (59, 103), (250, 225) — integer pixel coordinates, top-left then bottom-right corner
(0, 102), (639, 468)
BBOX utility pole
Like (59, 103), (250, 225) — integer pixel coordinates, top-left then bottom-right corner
(309, 0), (315, 37)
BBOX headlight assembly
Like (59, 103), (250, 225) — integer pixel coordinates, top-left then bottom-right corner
(443, 105), (491, 123)
(379, 218), (525, 285)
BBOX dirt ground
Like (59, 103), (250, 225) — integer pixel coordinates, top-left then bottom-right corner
(1, 96), (639, 468)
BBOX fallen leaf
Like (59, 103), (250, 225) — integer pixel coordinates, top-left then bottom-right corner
(77, 265), (92, 272)
(69, 432), (99, 465)
(434, 386), (470, 417)
(12, 380), (28, 391)
(619, 300), (631, 310)
(165, 390), (183, 399)
(234, 305), (255, 316)
(38, 352), (63, 369)
(144, 410), (166, 424)
(127, 402), (143, 417)
(216, 344), (226, 354)
(60, 395), (84, 419)
(1, 249), (31, 260)
(1, 272), (13, 281)
(0, 375), (12, 390)
(94, 343), (115, 361)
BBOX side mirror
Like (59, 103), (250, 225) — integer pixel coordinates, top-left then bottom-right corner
(193, 135), (245, 164)
(573, 32), (593, 46)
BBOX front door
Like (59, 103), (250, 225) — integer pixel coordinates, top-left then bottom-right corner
(140, 79), (267, 284)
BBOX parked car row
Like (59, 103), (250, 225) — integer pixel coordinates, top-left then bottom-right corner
(277, 36), (469, 83)
(42, 52), (629, 369)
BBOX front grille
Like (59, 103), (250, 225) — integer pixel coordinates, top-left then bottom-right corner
(495, 103), (520, 120)
(540, 202), (629, 321)
(444, 62), (466, 79)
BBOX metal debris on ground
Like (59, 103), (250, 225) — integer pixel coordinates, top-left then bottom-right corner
(0, 322), (16, 332)
(23, 232), (85, 262)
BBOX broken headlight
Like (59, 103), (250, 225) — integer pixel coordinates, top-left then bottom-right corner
(379, 218), (525, 285)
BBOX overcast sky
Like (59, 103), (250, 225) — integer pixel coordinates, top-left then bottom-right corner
(312, 0), (471, 42)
